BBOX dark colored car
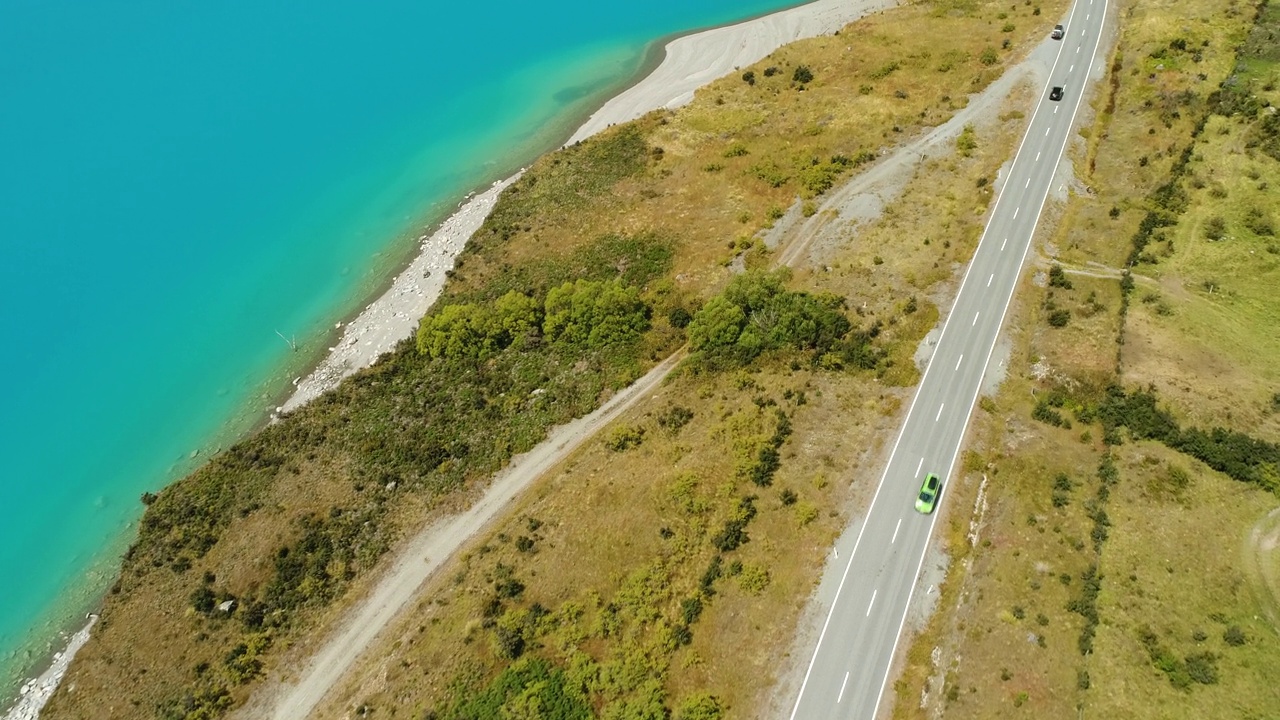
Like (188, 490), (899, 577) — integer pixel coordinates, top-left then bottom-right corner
(915, 473), (941, 514)
(1049, 86), (1064, 101)
(1051, 24), (1065, 39)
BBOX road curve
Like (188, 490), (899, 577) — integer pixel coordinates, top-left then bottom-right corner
(787, 1), (1109, 718)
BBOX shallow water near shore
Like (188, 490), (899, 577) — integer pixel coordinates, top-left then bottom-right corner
(0, 0), (805, 701)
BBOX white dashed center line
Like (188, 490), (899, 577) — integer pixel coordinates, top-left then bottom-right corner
(935, 404), (945, 422)
(1045, 126), (1051, 136)
(955, 354), (963, 371)
(839, 672), (850, 703)
(867, 589), (878, 616)
(1025, 177), (1030, 188)
(987, 274), (993, 287)
(1013, 207), (1020, 219)
(1036, 151), (1041, 161)
(892, 518), (902, 544)
(973, 310), (981, 325)
(1070, 64), (1075, 72)
(1000, 238), (1007, 251)
(916, 457), (924, 477)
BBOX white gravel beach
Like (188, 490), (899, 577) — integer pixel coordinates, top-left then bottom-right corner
(1, 618), (95, 720)
(5, 0), (895, 716)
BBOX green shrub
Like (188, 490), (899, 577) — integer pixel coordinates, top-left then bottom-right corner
(712, 497), (758, 552)
(676, 693), (724, 720)
(190, 586), (216, 614)
(737, 563), (771, 594)
(436, 657), (592, 720)
(1223, 625), (1247, 646)
(1185, 652), (1219, 685)
(1048, 264), (1073, 289)
(793, 65), (814, 84)
(870, 61), (900, 80)
(1203, 215), (1227, 240)
(749, 159), (790, 188)
(605, 424), (646, 452)
(657, 405), (694, 434)
(668, 306), (693, 329)
(956, 124), (978, 156)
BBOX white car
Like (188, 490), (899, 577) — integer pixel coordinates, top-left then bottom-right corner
(1051, 24), (1065, 39)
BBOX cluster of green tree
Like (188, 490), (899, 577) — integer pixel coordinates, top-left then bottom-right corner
(131, 232), (676, 717)
(418, 279), (649, 361)
(686, 269), (880, 371)
(432, 657), (592, 720)
(1090, 387), (1280, 493)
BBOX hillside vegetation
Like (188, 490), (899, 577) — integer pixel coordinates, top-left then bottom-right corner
(42, 0), (1067, 717)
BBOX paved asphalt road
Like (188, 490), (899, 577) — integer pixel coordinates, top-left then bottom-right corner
(787, 2), (1108, 718)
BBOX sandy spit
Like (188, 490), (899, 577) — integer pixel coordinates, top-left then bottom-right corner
(7, 0), (893, 716)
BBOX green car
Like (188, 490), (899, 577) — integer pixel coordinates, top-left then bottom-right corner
(915, 473), (941, 514)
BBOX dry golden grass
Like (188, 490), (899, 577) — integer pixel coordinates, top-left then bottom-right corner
(314, 366), (896, 718)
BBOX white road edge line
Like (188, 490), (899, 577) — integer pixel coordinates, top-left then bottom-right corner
(838, 672), (850, 703)
(788, 3), (1089, 713)
(866, 0), (1106, 716)
(866, 589), (878, 616)
(892, 518), (902, 544)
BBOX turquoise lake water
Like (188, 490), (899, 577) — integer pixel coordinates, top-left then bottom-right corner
(0, 0), (804, 699)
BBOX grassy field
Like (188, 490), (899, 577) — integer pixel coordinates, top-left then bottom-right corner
(891, 0), (1280, 717)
